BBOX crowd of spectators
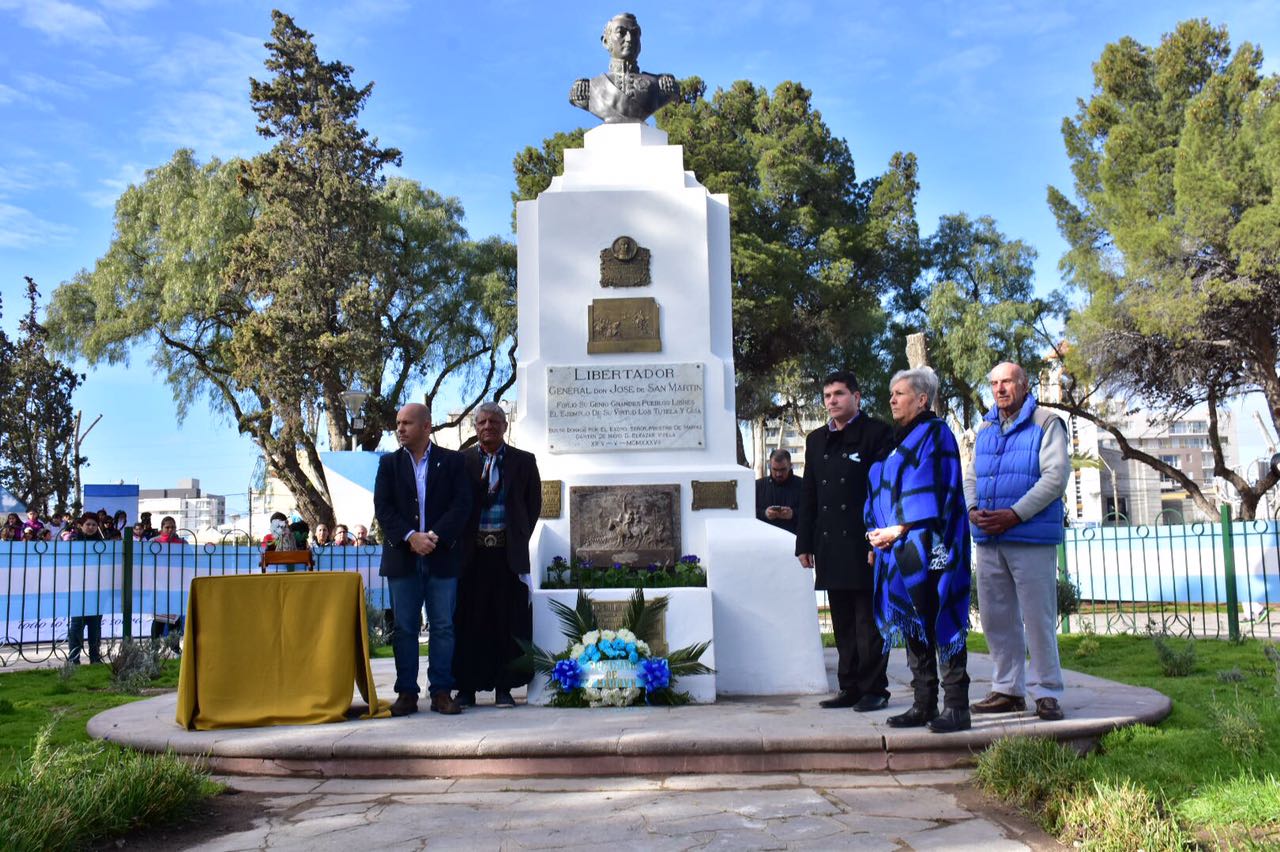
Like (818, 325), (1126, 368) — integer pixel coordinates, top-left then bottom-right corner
(4, 507), (377, 549)
(261, 511), (376, 550)
(0, 508), (188, 544)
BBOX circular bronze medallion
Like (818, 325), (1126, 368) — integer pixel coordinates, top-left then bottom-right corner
(611, 235), (638, 261)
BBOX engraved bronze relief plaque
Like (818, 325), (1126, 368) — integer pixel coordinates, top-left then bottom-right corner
(570, 484), (680, 567)
(588, 297), (661, 353)
(691, 480), (738, 511)
(591, 599), (668, 657)
(540, 480), (563, 519)
(599, 235), (652, 288)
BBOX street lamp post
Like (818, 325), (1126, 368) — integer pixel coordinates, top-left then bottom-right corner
(339, 389), (368, 451)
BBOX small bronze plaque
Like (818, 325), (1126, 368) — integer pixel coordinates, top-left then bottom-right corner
(588, 297), (661, 354)
(540, 480), (563, 519)
(691, 480), (738, 511)
(600, 235), (652, 288)
(590, 599), (667, 656)
(570, 483), (681, 568)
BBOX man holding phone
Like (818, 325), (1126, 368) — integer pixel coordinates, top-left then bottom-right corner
(756, 449), (803, 534)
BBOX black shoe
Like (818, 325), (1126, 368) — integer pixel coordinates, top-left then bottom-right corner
(389, 692), (419, 717)
(454, 690), (477, 708)
(886, 704), (938, 728)
(494, 689), (516, 708)
(928, 707), (972, 733)
(971, 691), (1026, 714)
(852, 695), (889, 712)
(430, 692), (462, 715)
(1035, 697), (1065, 721)
(819, 690), (860, 709)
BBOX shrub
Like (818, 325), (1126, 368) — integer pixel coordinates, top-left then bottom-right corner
(365, 597), (390, 651)
(1054, 779), (1190, 851)
(1216, 666), (1245, 683)
(1152, 636), (1196, 677)
(1264, 643), (1280, 699)
(109, 639), (166, 694)
(541, 554), (707, 589)
(0, 724), (215, 851)
(1075, 622), (1100, 658)
(1210, 690), (1265, 760)
(974, 736), (1086, 810)
(1057, 572), (1081, 617)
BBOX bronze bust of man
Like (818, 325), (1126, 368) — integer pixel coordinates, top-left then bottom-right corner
(570, 13), (680, 124)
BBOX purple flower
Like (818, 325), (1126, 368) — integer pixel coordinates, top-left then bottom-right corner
(646, 563), (660, 573)
(680, 555), (700, 565)
(612, 562), (625, 571)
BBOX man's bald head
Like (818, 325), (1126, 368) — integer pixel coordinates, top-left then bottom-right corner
(395, 403), (432, 455)
(989, 362), (1030, 417)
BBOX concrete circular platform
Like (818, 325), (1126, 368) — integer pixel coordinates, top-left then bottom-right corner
(88, 649), (1170, 778)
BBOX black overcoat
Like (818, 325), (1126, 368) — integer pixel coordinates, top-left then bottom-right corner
(795, 413), (894, 591)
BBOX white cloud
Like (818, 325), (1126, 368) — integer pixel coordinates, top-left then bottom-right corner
(16, 72), (80, 99)
(0, 202), (75, 248)
(0, 82), (21, 104)
(138, 29), (264, 156)
(82, 160), (146, 208)
(0, 154), (77, 194)
(7, 0), (112, 43)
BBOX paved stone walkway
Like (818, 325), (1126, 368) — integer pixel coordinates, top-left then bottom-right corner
(175, 769), (1063, 851)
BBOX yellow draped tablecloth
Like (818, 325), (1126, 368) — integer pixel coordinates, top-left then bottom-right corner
(176, 572), (390, 730)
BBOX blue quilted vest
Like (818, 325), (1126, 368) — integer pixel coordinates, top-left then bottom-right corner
(972, 396), (1064, 545)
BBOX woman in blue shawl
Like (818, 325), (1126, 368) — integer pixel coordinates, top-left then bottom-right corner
(864, 367), (972, 733)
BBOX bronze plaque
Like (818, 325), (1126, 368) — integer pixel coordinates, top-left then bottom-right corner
(691, 480), (738, 511)
(540, 480), (563, 519)
(588, 297), (661, 353)
(600, 235), (652, 288)
(590, 599), (668, 656)
(570, 484), (680, 567)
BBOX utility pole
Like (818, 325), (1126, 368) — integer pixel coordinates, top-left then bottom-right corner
(72, 411), (101, 515)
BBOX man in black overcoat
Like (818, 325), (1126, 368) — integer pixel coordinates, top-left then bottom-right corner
(374, 403), (473, 717)
(796, 371), (895, 711)
(453, 402), (542, 708)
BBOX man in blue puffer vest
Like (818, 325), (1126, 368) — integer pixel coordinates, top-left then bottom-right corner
(964, 362), (1070, 721)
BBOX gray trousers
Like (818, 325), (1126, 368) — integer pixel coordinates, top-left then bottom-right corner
(974, 542), (1063, 701)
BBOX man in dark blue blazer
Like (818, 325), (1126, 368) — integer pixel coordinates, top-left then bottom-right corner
(374, 403), (473, 716)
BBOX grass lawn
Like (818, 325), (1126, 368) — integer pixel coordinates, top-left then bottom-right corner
(0, 660), (180, 779)
(972, 631), (1280, 850)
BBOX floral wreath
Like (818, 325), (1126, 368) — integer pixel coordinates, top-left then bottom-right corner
(519, 588), (712, 707)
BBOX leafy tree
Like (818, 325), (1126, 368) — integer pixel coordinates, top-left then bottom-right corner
(47, 12), (513, 525)
(511, 78), (923, 453)
(909, 213), (1060, 427)
(0, 278), (84, 515)
(1046, 18), (1280, 518)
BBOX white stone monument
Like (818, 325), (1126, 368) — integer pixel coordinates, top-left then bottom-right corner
(514, 123), (829, 701)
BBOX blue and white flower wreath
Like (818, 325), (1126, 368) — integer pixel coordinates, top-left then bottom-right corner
(519, 589), (712, 707)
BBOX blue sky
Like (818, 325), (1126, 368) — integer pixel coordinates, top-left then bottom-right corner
(2, 0), (1278, 513)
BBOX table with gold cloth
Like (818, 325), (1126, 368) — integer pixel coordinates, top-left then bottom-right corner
(176, 572), (390, 730)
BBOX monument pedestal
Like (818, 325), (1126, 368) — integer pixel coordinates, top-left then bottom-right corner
(515, 123), (827, 701)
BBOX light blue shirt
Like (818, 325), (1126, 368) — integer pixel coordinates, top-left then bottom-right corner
(404, 444), (431, 541)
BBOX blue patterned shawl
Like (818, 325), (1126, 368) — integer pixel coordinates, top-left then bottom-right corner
(864, 414), (971, 661)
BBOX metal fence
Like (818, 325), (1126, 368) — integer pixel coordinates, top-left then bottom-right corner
(1059, 506), (1279, 641)
(7, 508), (1280, 666)
(1, 533), (389, 667)
(815, 506), (1279, 643)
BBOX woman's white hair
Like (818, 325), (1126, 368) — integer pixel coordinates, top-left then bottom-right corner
(890, 367), (939, 408)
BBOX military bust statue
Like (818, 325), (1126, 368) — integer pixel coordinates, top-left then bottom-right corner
(570, 13), (680, 124)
